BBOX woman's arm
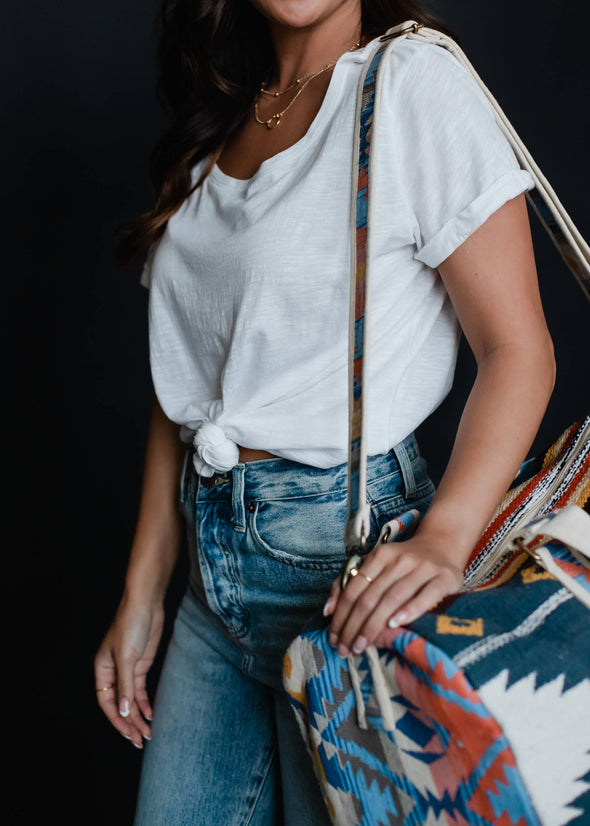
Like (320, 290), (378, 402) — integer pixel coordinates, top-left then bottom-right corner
(411, 192), (555, 568)
(94, 394), (186, 748)
(326, 193), (556, 656)
(124, 394), (187, 604)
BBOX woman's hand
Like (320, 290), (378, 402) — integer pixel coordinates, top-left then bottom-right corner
(94, 595), (165, 749)
(323, 533), (465, 657)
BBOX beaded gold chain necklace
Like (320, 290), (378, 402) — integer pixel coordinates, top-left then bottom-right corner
(254, 37), (362, 130)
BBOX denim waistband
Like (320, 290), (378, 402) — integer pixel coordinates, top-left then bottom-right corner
(190, 431), (420, 505)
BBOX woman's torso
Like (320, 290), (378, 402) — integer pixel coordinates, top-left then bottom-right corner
(141, 35), (533, 477)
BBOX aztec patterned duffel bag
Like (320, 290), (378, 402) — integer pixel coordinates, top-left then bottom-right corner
(284, 417), (590, 826)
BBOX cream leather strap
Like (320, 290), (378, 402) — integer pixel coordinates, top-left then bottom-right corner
(344, 21), (590, 556)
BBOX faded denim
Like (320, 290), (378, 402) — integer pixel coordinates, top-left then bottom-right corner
(133, 432), (436, 825)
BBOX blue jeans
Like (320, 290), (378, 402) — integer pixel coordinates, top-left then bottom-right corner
(133, 433), (436, 825)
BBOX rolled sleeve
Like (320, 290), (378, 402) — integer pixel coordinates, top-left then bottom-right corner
(414, 168), (534, 268)
(390, 42), (535, 271)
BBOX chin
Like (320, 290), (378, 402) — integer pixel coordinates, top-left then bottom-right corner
(250, 0), (347, 30)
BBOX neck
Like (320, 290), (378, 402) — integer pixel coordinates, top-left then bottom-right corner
(265, 6), (363, 90)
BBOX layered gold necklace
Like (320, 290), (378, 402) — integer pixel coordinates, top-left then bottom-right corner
(254, 36), (363, 130)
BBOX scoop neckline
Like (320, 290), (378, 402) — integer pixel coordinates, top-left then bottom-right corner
(208, 36), (382, 190)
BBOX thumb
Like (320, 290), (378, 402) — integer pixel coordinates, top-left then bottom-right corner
(323, 576), (342, 617)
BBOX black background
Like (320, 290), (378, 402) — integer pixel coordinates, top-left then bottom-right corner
(6, 1), (588, 823)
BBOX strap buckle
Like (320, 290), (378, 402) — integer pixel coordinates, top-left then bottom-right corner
(342, 519), (368, 588)
(380, 21), (424, 42)
(344, 512), (369, 554)
(341, 553), (364, 589)
(514, 536), (546, 564)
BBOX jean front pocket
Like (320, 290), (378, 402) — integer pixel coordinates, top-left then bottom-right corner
(367, 456), (436, 544)
(248, 489), (349, 570)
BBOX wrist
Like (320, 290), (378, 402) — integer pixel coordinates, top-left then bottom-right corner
(412, 514), (475, 571)
(122, 579), (166, 611)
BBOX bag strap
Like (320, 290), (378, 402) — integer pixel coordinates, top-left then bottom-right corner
(344, 21), (590, 556)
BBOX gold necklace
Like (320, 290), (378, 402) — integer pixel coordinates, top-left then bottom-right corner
(254, 39), (362, 129)
(259, 59), (340, 97)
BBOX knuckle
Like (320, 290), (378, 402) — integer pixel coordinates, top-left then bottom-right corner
(420, 559), (436, 576)
(393, 556), (414, 577)
(386, 582), (407, 603)
(339, 588), (355, 608)
(358, 592), (378, 613)
(373, 543), (392, 563)
(439, 567), (459, 589)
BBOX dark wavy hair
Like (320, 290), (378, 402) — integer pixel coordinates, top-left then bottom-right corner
(116, 0), (456, 265)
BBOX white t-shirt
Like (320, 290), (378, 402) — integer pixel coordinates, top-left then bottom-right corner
(141, 35), (534, 477)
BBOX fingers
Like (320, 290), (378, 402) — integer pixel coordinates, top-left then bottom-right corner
(134, 675), (154, 724)
(325, 541), (400, 622)
(322, 575), (343, 618)
(343, 572), (444, 655)
(328, 543), (406, 650)
(328, 543), (462, 655)
(94, 643), (151, 750)
(390, 577), (453, 631)
(333, 562), (429, 657)
(116, 652), (152, 748)
(95, 647), (139, 746)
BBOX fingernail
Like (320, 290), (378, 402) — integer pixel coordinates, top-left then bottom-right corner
(388, 611), (408, 629)
(337, 643), (349, 657)
(132, 741), (143, 750)
(143, 734), (152, 741)
(119, 698), (130, 717)
(145, 713), (153, 721)
(328, 632), (338, 647)
(322, 598), (333, 617)
(352, 635), (367, 654)
(124, 734), (132, 741)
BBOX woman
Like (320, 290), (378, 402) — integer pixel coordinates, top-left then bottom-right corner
(95, 0), (556, 823)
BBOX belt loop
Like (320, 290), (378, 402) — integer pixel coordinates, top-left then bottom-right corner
(392, 435), (417, 499)
(232, 465), (246, 532)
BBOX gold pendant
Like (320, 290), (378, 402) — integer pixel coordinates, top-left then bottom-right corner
(266, 115), (281, 129)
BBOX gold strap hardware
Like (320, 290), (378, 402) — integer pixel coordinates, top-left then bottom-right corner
(341, 553), (364, 589)
(514, 536), (548, 564)
(380, 22), (424, 42)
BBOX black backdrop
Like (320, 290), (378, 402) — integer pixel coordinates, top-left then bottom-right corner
(6, 1), (588, 823)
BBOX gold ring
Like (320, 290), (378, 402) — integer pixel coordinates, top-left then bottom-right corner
(96, 685), (114, 693)
(349, 567), (373, 584)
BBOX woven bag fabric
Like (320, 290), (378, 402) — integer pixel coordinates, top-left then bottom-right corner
(283, 420), (590, 826)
